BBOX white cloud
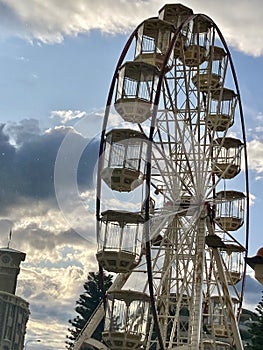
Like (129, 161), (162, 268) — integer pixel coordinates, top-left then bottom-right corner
(50, 110), (87, 124)
(0, 0), (262, 56)
(256, 112), (263, 121)
(18, 256), (102, 349)
(249, 192), (256, 206)
(18, 266), (88, 349)
(255, 126), (263, 133)
(0, 195), (99, 350)
(247, 139), (263, 174)
(0, 195), (97, 252)
(24, 320), (68, 350)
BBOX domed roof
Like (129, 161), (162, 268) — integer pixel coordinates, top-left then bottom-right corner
(256, 247), (263, 258)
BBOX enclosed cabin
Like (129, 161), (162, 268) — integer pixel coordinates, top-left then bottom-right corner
(101, 129), (148, 192)
(103, 290), (150, 350)
(212, 137), (243, 179)
(134, 18), (175, 71)
(206, 88), (237, 131)
(178, 15), (212, 67)
(96, 210), (144, 273)
(215, 190), (245, 231)
(207, 295), (239, 338)
(158, 4), (194, 58)
(114, 61), (159, 123)
(192, 46), (227, 92)
(203, 340), (230, 350)
(221, 244), (246, 284)
(159, 3), (193, 26)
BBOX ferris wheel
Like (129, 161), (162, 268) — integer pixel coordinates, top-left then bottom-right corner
(74, 4), (250, 350)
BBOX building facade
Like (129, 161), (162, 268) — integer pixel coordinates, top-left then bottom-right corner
(0, 248), (30, 350)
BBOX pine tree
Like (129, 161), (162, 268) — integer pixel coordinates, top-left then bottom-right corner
(247, 291), (263, 350)
(66, 271), (113, 349)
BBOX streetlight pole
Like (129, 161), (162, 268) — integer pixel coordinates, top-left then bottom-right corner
(24, 339), (41, 349)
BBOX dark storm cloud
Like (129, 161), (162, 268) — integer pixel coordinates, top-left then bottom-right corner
(77, 137), (99, 188)
(16, 224), (88, 251)
(5, 119), (41, 146)
(0, 124), (16, 160)
(0, 124), (17, 207)
(0, 121), (99, 210)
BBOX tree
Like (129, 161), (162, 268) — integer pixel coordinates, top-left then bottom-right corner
(247, 291), (263, 350)
(66, 271), (113, 349)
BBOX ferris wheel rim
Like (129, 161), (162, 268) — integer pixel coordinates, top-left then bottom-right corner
(95, 8), (249, 350)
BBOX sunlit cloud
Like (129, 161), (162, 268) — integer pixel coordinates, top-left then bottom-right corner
(50, 110), (87, 124)
(0, 0), (262, 56)
(247, 139), (263, 174)
(256, 112), (263, 121)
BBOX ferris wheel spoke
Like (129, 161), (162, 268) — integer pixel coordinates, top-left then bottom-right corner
(162, 80), (203, 192)
(151, 142), (195, 199)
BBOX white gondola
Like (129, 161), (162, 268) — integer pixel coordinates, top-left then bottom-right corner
(158, 3), (193, 26)
(215, 190), (245, 231)
(134, 18), (174, 70)
(96, 210), (144, 273)
(178, 15), (212, 67)
(114, 61), (159, 123)
(103, 290), (150, 350)
(206, 295), (239, 338)
(192, 46), (227, 92)
(158, 3), (194, 58)
(212, 137), (243, 179)
(221, 244), (246, 284)
(206, 88), (237, 131)
(101, 129), (148, 192)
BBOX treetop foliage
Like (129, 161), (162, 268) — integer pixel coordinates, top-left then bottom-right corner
(66, 271), (113, 350)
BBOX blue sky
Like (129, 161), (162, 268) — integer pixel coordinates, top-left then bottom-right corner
(0, 0), (263, 349)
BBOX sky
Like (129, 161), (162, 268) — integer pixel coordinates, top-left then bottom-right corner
(0, 0), (263, 349)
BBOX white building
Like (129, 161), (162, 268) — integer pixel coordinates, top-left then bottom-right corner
(0, 248), (30, 350)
